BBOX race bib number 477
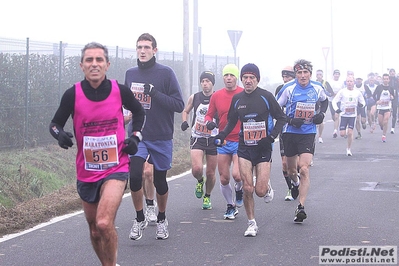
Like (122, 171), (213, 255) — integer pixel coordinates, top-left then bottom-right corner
(243, 121), (266, 146)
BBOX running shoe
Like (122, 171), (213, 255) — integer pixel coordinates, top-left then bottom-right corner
(244, 221), (258, 237)
(145, 203), (157, 223)
(318, 137), (323, 143)
(195, 180), (204, 198)
(129, 219), (148, 240)
(285, 189), (294, 201)
(382, 135), (386, 142)
(355, 133), (362, 140)
(291, 180), (300, 200)
(333, 131), (337, 138)
(156, 219), (169, 240)
(223, 204), (238, 220)
(235, 189), (243, 208)
(362, 122), (367, 130)
(346, 148), (352, 156)
(391, 128), (395, 134)
(294, 205), (307, 223)
(263, 181), (274, 203)
(202, 196), (212, 210)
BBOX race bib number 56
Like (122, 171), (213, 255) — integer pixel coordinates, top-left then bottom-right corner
(83, 135), (119, 171)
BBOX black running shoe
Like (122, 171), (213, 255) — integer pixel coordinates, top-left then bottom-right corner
(294, 205), (307, 223)
(291, 180), (299, 200)
(235, 189), (243, 208)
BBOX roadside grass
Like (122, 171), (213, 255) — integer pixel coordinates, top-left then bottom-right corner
(0, 124), (192, 237)
(0, 145), (76, 208)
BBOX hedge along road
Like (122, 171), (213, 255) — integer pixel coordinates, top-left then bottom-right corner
(0, 120), (398, 266)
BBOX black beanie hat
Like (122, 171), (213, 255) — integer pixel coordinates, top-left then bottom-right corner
(200, 71), (215, 85)
(240, 63), (260, 82)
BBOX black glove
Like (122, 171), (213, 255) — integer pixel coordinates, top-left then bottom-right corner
(257, 135), (274, 152)
(58, 131), (74, 149)
(122, 136), (140, 155)
(206, 121), (217, 130)
(49, 123), (74, 149)
(312, 112), (325, 125)
(214, 132), (227, 147)
(288, 117), (305, 128)
(181, 121), (189, 131)
(335, 109), (342, 114)
(143, 83), (156, 96)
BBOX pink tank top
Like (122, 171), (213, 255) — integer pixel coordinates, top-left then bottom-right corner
(73, 80), (129, 182)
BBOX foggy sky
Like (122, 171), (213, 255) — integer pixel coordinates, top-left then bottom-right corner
(2, 0), (399, 83)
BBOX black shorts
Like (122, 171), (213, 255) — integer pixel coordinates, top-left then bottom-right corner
(190, 137), (217, 156)
(278, 134), (285, 157)
(378, 109), (391, 115)
(282, 133), (316, 157)
(77, 172), (128, 203)
(366, 98), (376, 110)
(357, 106), (366, 118)
(237, 145), (272, 166)
(339, 116), (356, 130)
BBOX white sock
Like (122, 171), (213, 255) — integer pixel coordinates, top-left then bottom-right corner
(220, 183), (234, 205)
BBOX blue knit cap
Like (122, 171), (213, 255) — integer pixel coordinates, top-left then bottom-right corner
(240, 63), (260, 82)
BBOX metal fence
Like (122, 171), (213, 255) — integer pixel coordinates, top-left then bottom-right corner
(0, 37), (237, 149)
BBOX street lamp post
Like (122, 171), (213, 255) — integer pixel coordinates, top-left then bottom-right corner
(322, 47), (330, 80)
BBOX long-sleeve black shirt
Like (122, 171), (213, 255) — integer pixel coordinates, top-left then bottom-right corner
(50, 78), (145, 133)
(221, 87), (287, 146)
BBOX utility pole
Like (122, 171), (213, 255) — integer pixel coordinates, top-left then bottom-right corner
(192, 0), (199, 93)
(183, 0), (190, 101)
(330, 0), (334, 74)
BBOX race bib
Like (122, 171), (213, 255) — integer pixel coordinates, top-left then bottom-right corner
(294, 102), (315, 124)
(243, 121), (267, 146)
(130, 82), (152, 109)
(83, 134), (119, 171)
(194, 117), (212, 137)
(344, 102), (356, 115)
(380, 100), (390, 107)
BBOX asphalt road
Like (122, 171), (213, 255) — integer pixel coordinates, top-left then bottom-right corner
(1, 119), (398, 266)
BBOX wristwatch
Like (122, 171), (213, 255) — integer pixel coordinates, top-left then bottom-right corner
(132, 131), (143, 141)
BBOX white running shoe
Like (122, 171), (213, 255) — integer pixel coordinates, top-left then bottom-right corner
(156, 219), (169, 240)
(264, 181), (274, 203)
(145, 202), (157, 223)
(284, 189), (294, 201)
(129, 219), (148, 240)
(244, 221), (258, 237)
(318, 137), (323, 143)
(346, 148), (352, 156)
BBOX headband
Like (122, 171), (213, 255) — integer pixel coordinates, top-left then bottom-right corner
(294, 63), (312, 73)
